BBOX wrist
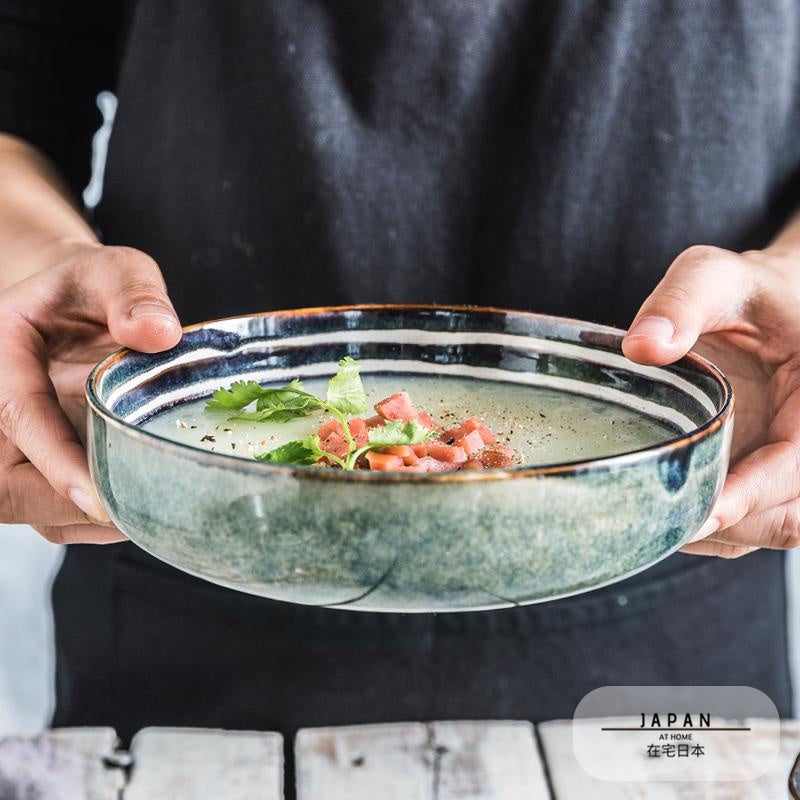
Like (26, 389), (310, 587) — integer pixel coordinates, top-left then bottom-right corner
(760, 242), (800, 262)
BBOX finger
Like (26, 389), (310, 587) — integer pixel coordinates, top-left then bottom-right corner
(692, 498), (800, 551)
(693, 375), (800, 535)
(622, 245), (755, 366)
(1, 460), (104, 525)
(4, 246), (181, 355)
(680, 540), (758, 559)
(33, 523), (126, 545)
(0, 317), (108, 521)
(81, 246), (183, 353)
(709, 436), (800, 533)
(60, 394), (88, 443)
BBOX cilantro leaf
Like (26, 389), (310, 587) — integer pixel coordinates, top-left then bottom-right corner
(254, 379), (309, 411)
(254, 436), (322, 465)
(207, 377), (323, 421)
(255, 434), (346, 469)
(230, 379), (323, 422)
(206, 380), (267, 410)
(325, 356), (367, 415)
(366, 420), (436, 447)
(229, 406), (317, 423)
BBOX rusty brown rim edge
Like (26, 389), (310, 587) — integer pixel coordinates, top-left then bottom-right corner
(86, 304), (734, 484)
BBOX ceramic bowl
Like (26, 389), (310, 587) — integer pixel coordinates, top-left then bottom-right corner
(86, 305), (733, 612)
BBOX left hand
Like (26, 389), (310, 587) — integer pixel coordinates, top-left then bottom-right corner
(622, 240), (800, 558)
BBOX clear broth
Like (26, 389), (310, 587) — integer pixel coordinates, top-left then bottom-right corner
(141, 374), (680, 467)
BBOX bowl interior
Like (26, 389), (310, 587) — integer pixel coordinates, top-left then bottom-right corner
(90, 305), (729, 469)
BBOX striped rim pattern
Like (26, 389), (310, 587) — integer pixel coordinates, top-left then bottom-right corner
(87, 305), (732, 482)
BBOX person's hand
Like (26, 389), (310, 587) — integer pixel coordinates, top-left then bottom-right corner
(622, 243), (800, 558)
(0, 242), (182, 544)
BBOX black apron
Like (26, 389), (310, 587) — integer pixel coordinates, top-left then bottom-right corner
(52, 545), (790, 743)
(23, 0), (797, 738)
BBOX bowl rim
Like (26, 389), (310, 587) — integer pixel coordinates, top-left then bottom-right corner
(85, 303), (734, 483)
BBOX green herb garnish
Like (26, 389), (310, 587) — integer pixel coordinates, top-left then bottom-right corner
(207, 357), (380, 468)
(228, 379), (323, 423)
(206, 380), (267, 411)
(255, 435), (346, 469)
(207, 358), (436, 470)
(344, 420), (434, 469)
(206, 361), (366, 422)
(254, 419), (435, 470)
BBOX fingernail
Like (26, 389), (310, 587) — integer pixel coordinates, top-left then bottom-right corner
(626, 316), (676, 343)
(130, 302), (178, 323)
(691, 516), (720, 543)
(69, 487), (110, 523)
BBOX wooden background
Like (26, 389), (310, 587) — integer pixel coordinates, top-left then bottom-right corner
(1, 719), (798, 799)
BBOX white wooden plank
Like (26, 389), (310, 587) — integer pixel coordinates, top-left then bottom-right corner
(297, 722), (429, 800)
(0, 727), (123, 800)
(49, 726), (119, 757)
(295, 720), (550, 800)
(539, 718), (800, 799)
(124, 727), (283, 800)
(433, 721), (550, 800)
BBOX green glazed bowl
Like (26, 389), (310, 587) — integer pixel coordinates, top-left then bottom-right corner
(86, 305), (733, 612)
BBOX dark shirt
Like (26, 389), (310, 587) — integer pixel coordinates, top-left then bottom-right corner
(0, 1), (795, 736)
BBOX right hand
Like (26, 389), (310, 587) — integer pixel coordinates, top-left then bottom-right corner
(0, 242), (182, 544)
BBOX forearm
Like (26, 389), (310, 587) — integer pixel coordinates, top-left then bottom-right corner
(0, 133), (97, 291)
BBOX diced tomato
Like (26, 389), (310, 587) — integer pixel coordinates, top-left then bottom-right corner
(348, 417), (369, 447)
(319, 431), (348, 459)
(375, 391), (419, 422)
(416, 456), (461, 472)
(476, 427), (496, 445)
(313, 401), (514, 473)
(441, 426), (462, 443)
(317, 417), (368, 458)
(365, 451), (404, 471)
(455, 430), (485, 456)
(380, 445), (413, 458)
(318, 418), (341, 440)
(373, 445), (419, 466)
(462, 416), (496, 445)
(417, 410), (440, 430)
(427, 442), (467, 464)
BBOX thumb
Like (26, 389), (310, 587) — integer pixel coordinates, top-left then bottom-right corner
(621, 245), (753, 366)
(91, 246), (182, 353)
